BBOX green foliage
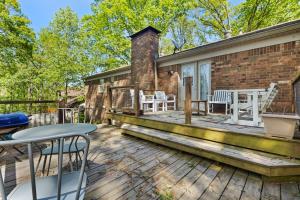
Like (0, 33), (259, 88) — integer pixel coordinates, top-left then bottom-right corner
(0, 0), (35, 71)
(82, 0), (193, 70)
(236, 0), (300, 32)
(194, 0), (234, 39)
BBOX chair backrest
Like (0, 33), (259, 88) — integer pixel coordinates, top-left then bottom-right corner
(0, 128), (90, 200)
(155, 91), (167, 100)
(260, 82), (278, 112)
(129, 89), (145, 97)
(212, 90), (231, 102)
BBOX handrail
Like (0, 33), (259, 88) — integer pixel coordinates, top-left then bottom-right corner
(110, 85), (135, 89)
(0, 100), (57, 104)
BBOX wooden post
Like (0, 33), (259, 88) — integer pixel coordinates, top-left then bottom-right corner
(107, 85), (112, 125)
(107, 85), (112, 111)
(134, 83), (140, 117)
(57, 100), (65, 124)
(184, 77), (192, 124)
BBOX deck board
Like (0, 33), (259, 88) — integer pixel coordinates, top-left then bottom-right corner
(1, 125), (300, 200)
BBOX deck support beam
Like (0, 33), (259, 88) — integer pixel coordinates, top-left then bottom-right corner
(184, 77), (192, 124)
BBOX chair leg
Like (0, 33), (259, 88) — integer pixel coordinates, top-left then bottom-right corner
(46, 153), (53, 176)
(35, 154), (42, 174)
(13, 146), (24, 155)
(225, 103), (228, 115)
(75, 152), (79, 170)
(42, 155), (48, 175)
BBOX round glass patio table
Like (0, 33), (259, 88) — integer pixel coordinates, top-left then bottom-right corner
(12, 123), (97, 140)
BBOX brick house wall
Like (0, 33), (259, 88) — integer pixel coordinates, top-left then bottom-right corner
(131, 28), (160, 90)
(155, 41), (300, 112)
(85, 25), (300, 122)
(85, 73), (131, 122)
(211, 41), (300, 112)
(157, 65), (180, 107)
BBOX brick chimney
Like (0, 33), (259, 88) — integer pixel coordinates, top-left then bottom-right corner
(130, 26), (161, 90)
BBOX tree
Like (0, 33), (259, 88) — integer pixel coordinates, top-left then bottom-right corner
(0, 0), (35, 100)
(236, 0), (300, 32)
(0, 0), (35, 72)
(82, 0), (192, 70)
(193, 0), (234, 39)
(36, 7), (92, 99)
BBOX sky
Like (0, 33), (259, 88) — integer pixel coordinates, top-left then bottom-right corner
(19, 0), (244, 33)
(19, 0), (94, 33)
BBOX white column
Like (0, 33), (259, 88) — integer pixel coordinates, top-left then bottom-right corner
(252, 91), (259, 126)
(232, 91), (239, 123)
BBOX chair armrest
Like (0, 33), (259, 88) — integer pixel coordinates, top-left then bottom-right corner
(144, 95), (154, 100)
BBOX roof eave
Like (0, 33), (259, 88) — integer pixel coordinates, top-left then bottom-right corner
(157, 20), (300, 64)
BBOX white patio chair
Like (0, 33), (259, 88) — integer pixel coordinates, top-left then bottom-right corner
(130, 89), (155, 112)
(154, 91), (167, 112)
(208, 90), (231, 115)
(166, 94), (176, 111)
(154, 91), (176, 111)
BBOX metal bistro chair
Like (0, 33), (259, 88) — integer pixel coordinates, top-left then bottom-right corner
(37, 109), (89, 175)
(0, 132), (90, 200)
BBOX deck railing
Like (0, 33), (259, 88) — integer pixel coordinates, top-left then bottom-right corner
(0, 100), (58, 126)
(0, 100), (92, 126)
(107, 84), (140, 117)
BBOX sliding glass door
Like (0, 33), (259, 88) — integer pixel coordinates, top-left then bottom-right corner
(198, 63), (211, 101)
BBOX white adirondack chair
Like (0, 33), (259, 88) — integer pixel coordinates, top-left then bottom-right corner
(260, 83), (278, 112)
(207, 90), (231, 115)
(154, 91), (176, 111)
(130, 89), (155, 112)
(238, 83), (278, 114)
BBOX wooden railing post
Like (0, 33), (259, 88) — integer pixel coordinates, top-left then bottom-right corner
(107, 85), (112, 125)
(184, 77), (192, 124)
(134, 83), (140, 117)
(107, 85), (112, 111)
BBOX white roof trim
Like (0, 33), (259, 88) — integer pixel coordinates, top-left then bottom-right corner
(85, 70), (131, 82)
(158, 32), (300, 67)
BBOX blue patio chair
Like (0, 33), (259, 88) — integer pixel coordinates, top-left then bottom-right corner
(36, 135), (88, 175)
(0, 130), (90, 200)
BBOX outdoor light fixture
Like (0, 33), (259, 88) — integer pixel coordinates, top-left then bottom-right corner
(168, 70), (174, 76)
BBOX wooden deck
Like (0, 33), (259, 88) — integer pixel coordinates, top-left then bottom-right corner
(1, 126), (300, 200)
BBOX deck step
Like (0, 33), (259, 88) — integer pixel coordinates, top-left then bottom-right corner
(121, 123), (300, 177)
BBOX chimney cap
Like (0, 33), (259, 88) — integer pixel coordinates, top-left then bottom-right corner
(130, 26), (161, 38)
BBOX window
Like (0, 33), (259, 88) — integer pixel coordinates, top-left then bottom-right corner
(98, 79), (105, 93)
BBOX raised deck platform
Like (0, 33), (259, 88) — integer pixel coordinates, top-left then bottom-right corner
(107, 112), (300, 179)
(3, 126), (300, 199)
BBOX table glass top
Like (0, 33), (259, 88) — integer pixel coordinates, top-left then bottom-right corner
(12, 123), (97, 140)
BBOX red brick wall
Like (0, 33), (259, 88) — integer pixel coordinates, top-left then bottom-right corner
(157, 65), (180, 106)
(131, 31), (159, 90)
(211, 41), (300, 112)
(85, 73), (131, 122)
(85, 40), (300, 121)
